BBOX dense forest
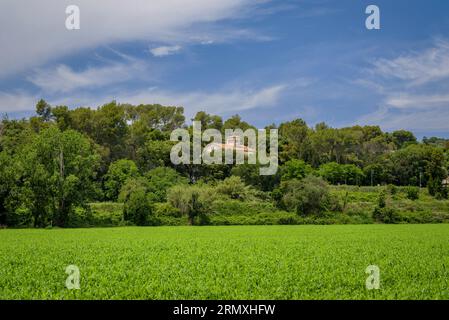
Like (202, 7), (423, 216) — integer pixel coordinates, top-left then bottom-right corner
(0, 100), (448, 228)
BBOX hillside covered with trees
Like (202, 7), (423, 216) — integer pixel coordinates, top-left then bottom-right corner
(0, 100), (448, 228)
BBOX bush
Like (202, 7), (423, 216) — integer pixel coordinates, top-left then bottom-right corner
(372, 190), (398, 223)
(66, 207), (92, 228)
(318, 162), (364, 185)
(167, 185), (215, 225)
(373, 207), (399, 224)
(377, 190), (387, 208)
(215, 176), (250, 200)
(211, 198), (277, 216)
(154, 202), (181, 217)
(278, 216), (298, 225)
(282, 175), (333, 216)
(405, 186), (420, 200)
(123, 188), (149, 225)
(104, 160), (140, 201)
(280, 159), (313, 181)
(428, 176), (448, 199)
(231, 163), (281, 192)
(387, 184), (398, 196)
(119, 177), (154, 226)
(89, 202), (123, 227)
(145, 167), (188, 202)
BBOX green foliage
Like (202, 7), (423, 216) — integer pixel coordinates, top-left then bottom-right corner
(104, 159), (140, 201)
(372, 190), (399, 223)
(153, 202), (182, 218)
(373, 206), (399, 224)
(278, 119), (309, 161)
(193, 111), (223, 130)
(215, 176), (250, 200)
(387, 184), (398, 197)
(2, 100), (449, 228)
(4, 127), (100, 227)
(89, 202), (124, 227)
(282, 175), (333, 216)
(280, 159), (313, 181)
(145, 166), (188, 202)
(119, 177), (154, 226)
(318, 162), (364, 185)
(390, 144), (446, 188)
(231, 163), (280, 191)
(167, 185), (215, 225)
(35, 99), (52, 121)
(136, 140), (174, 172)
(391, 130), (417, 149)
(405, 186), (420, 201)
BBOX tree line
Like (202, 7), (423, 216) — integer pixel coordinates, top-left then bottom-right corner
(0, 100), (448, 227)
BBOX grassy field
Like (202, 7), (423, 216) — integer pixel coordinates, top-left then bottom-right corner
(1, 225), (449, 300)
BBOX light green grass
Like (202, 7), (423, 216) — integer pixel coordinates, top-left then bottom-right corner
(1, 225), (449, 299)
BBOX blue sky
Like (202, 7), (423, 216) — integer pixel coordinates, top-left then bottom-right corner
(1, 0), (449, 138)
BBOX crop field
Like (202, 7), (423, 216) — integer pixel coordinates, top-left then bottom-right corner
(1, 225), (449, 300)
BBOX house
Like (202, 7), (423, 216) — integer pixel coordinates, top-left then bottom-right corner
(203, 135), (256, 155)
(443, 177), (449, 188)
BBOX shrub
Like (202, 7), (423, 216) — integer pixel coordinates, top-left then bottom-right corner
(280, 159), (313, 181)
(231, 163), (281, 192)
(119, 177), (154, 226)
(89, 202), (123, 227)
(145, 167), (188, 202)
(387, 184), (398, 196)
(278, 216), (298, 225)
(428, 176), (448, 200)
(215, 176), (249, 200)
(123, 188), (154, 226)
(154, 202), (181, 218)
(377, 190), (387, 208)
(373, 207), (399, 224)
(318, 162), (364, 185)
(405, 186), (420, 200)
(66, 207), (92, 228)
(372, 190), (398, 223)
(104, 159), (140, 201)
(167, 185), (215, 225)
(282, 175), (333, 216)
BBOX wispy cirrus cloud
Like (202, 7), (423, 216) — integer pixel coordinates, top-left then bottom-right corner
(372, 39), (449, 86)
(0, 0), (263, 78)
(27, 59), (148, 93)
(122, 84), (287, 114)
(386, 93), (449, 109)
(356, 39), (449, 133)
(42, 83), (288, 119)
(0, 91), (38, 113)
(150, 45), (182, 57)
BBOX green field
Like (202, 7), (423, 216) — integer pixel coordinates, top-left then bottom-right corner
(1, 225), (449, 299)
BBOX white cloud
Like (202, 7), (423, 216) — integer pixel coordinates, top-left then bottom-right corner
(27, 59), (147, 93)
(0, 92), (38, 113)
(356, 40), (449, 132)
(43, 84), (287, 119)
(372, 39), (449, 86)
(115, 84), (287, 116)
(0, 0), (258, 78)
(357, 106), (449, 133)
(386, 93), (449, 109)
(150, 45), (182, 57)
